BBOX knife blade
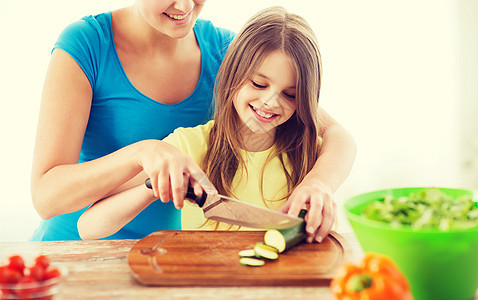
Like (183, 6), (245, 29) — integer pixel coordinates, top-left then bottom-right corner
(144, 178), (302, 229)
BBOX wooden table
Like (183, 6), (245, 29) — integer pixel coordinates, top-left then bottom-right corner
(0, 232), (363, 300)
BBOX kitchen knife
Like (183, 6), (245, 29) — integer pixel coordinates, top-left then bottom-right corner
(144, 178), (302, 230)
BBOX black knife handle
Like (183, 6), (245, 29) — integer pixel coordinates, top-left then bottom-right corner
(144, 178), (208, 207)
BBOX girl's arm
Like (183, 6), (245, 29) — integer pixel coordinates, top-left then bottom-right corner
(32, 49), (210, 220)
(78, 162), (213, 240)
(278, 106), (357, 243)
(77, 184), (156, 240)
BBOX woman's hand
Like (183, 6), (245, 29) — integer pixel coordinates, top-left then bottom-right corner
(135, 139), (217, 209)
(278, 178), (336, 243)
(276, 107), (355, 242)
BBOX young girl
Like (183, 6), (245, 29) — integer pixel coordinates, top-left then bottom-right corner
(77, 6), (354, 241)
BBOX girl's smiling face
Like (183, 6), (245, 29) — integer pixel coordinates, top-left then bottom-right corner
(233, 50), (297, 151)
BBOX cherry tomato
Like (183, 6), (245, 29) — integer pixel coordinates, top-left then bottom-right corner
(43, 268), (61, 281)
(6, 255), (25, 275)
(34, 255), (50, 270)
(28, 265), (45, 281)
(0, 265), (21, 284)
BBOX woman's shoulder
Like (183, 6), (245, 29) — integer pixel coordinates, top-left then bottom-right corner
(194, 19), (235, 51)
(57, 12), (112, 46)
(194, 19), (235, 38)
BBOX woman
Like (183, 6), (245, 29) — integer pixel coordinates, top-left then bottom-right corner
(31, 0), (356, 241)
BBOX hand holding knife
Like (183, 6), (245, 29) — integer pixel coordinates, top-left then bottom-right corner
(145, 178), (302, 230)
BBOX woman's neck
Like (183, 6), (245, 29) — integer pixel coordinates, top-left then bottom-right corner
(113, 6), (194, 57)
(110, 6), (201, 104)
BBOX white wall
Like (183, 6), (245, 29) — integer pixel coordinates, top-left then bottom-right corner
(455, 0), (478, 188)
(0, 0), (475, 241)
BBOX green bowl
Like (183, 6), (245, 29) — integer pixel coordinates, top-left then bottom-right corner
(344, 187), (478, 300)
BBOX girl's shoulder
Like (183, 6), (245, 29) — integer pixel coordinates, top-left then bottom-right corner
(163, 121), (215, 164)
(168, 120), (214, 142)
(164, 120), (214, 148)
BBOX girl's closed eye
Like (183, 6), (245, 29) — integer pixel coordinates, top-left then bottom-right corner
(251, 80), (267, 89)
(283, 91), (296, 100)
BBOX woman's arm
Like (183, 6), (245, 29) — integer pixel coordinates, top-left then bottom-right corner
(32, 49), (211, 220)
(32, 48), (129, 219)
(278, 106), (357, 242)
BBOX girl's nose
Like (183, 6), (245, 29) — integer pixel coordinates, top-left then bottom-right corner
(262, 91), (281, 109)
(173, 0), (194, 13)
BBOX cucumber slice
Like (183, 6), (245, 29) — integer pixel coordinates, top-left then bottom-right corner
(238, 249), (256, 258)
(253, 243), (279, 260)
(264, 229), (287, 253)
(239, 257), (265, 267)
(264, 209), (308, 253)
(254, 242), (278, 253)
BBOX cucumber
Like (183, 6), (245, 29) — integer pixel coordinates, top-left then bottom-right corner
(238, 210), (308, 266)
(264, 209), (308, 253)
(253, 243), (278, 260)
(238, 249), (256, 258)
(239, 257), (265, 267)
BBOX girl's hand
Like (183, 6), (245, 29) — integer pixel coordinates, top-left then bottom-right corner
(278, 178), (336, 243)
(135, 139), (217, 209)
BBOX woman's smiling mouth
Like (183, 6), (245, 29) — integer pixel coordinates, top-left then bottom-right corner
(163, 12), (191, 21)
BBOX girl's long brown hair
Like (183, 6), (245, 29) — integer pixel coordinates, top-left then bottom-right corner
(203, 6), (323, 209)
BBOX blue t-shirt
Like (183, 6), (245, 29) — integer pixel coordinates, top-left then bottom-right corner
(30, 12), (234, 241)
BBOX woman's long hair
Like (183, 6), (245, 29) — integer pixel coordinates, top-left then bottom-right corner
(203, 6), (323, 216)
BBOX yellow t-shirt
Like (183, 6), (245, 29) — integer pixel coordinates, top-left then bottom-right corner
(163, 120), (292, 230)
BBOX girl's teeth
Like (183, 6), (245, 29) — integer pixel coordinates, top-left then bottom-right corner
(253, 107), (274, 118)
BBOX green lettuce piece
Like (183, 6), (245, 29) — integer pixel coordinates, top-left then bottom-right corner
(362, 188), (478, 230)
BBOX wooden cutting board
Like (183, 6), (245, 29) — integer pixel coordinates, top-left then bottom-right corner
(128, 230), (351, 286)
